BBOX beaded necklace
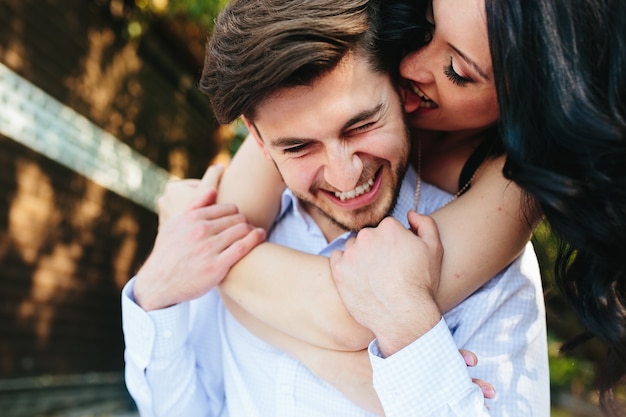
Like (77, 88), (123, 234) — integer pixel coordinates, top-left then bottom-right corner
(413, 139), (483, 211)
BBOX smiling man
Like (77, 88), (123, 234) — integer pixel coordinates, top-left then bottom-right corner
(125, 1), (425, 412)
(122, 0), (549, 415)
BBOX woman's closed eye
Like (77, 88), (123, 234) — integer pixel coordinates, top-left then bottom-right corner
(444, 58), (473, 87)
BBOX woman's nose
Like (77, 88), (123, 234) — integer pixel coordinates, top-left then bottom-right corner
(400, 46), (436, 84)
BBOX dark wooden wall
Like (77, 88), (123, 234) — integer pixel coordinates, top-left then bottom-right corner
(0, 135), (157, 377)
(0, 0), (218, 387)
(0, 0), (217, 178)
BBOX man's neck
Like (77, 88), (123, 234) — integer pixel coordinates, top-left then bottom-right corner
(315, 214), (348, 243)
(299, 200), (349, 243)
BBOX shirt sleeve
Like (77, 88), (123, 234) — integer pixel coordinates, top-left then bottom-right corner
(369, 245), (550, 417)
(122, 277), (225, 417)
(370, 319), (490, 416)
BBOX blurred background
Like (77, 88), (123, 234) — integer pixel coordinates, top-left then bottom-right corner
(0, 0), (607, 415)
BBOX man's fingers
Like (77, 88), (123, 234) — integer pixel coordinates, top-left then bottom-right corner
(407, 211), (441, 250)
(157, 179), (203, 225)
(186, 164), (225, 211)
(188, 187), (218, 211)
(217, 227), (266, 268)
(199, 164), (224, 192)
(198, 222), (258, 256)
(193, 213), (251, 239)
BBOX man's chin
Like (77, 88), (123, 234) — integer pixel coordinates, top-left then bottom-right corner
(323, 210), (389, 232)
(302, 195), (393, 232)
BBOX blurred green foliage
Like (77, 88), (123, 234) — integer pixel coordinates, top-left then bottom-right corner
(533, 221), (602, 410)
(126, 0), (229, 49)
(548, 336), (595, 394)
(139, 0), (229, 29)
(226, 119), (249, 157)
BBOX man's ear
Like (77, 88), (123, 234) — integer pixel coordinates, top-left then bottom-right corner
(242, 116), (272, 160)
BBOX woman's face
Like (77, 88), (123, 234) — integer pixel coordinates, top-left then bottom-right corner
(399, 0), (499, 133)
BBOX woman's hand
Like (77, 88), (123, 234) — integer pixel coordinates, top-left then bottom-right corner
(459, 349), (496, 401)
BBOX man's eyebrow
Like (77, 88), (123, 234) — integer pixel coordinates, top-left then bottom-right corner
(250, 121), (305, 148)
(341, 103), (384, 131)
(270, 103), (385, 147)
(271, 136), (311, 148)
(449, 44), (490, 81)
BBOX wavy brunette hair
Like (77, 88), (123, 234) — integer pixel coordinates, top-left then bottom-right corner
(486, 0), (626, 414)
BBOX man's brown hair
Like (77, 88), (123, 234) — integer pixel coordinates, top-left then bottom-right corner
(199, 0), (387, 124)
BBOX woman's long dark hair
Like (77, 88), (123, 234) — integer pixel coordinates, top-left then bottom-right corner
(377, 0), (432, 79)
(486, 0), (626, 414)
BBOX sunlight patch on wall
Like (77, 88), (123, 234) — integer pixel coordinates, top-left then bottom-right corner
(8, 160), (58, 264)
(18, 244), (82, 346)
(112, 213), (139, 290)
(65, 28), (143, 123)
(0, 63), (175, 211)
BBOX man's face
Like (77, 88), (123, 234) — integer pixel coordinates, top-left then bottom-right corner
(247, 53), (410, 237)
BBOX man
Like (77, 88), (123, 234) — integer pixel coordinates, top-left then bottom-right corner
(122, 0), (549, 415)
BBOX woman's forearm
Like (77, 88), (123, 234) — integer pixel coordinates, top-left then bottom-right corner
(221, 243), (374, 350)
(217, 134), (285, 230)
(430, 156), (541, 309)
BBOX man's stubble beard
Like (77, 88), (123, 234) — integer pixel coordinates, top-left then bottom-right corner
(297, 158), (410, 233)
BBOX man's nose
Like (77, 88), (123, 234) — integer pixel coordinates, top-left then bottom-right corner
(324, 147), (363, 192)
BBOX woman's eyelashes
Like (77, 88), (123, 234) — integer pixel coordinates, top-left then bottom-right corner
(443, 58), (473, 86)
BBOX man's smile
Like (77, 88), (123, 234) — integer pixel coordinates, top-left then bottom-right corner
(334, 177), (375, 201)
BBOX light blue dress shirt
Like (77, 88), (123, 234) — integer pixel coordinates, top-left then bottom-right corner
(122, 166), (550, 416)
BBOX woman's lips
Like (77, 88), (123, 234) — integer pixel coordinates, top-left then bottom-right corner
(403, 82), (438, 114)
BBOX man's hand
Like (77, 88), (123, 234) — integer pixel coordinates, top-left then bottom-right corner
(133, 165), (266, 311)
(157, 164), (224, 225)
(330, 212), (443, 357)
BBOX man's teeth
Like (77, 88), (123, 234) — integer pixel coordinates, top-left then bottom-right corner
(335, 178), (375, 202)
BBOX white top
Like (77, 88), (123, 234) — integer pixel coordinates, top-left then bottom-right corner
(122, 166), (550, 416)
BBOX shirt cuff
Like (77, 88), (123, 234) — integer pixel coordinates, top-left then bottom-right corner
(121, 278), (191, 364)
(369, 318), (479, 416)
